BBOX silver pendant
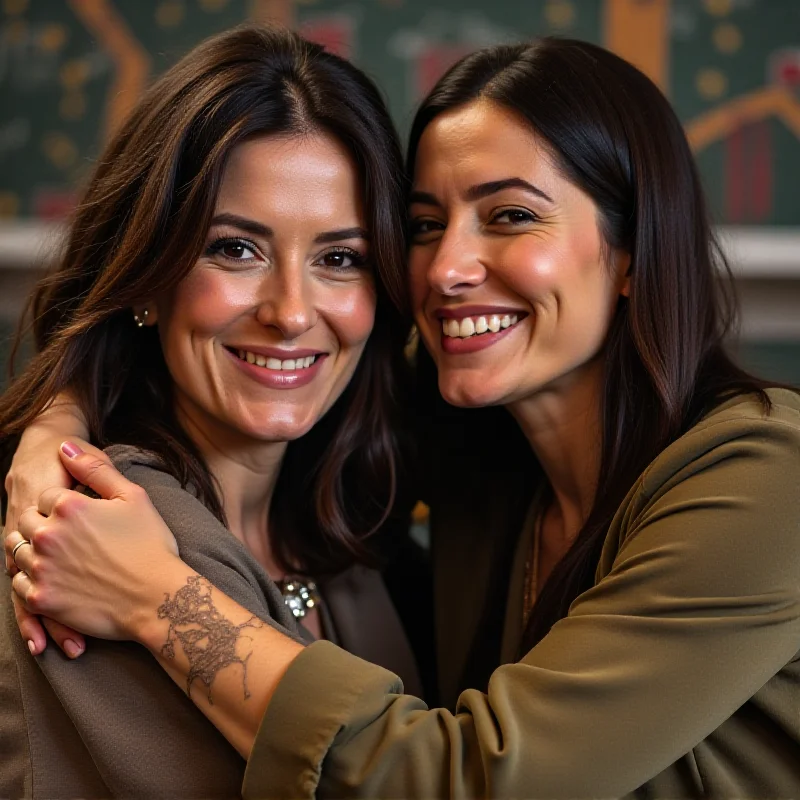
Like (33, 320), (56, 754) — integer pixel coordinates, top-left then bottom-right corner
(279, 577), (320, 619)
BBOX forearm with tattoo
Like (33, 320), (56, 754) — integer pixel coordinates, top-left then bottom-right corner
(157, 576), (263, 704)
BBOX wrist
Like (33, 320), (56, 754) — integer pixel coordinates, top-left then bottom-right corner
(127, 556), (198, 652)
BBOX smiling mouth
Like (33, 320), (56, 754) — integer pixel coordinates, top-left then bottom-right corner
(441, 313), (522, 340)
(228, 348), (320, 371)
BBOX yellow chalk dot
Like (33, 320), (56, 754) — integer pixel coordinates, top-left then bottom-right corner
(156, 0), (185, 27)
(703, 0), (732, 17)
(60, 91), (87, 121)
(60, 59), (90, 89)
(713, 22), (742, 54)
(42, 132), (78, 170)
(0, 192), (19, 217)
(544, 0), (576, 29)
(696, 68), (728, 99)
(37, 23), (67, 52)
(3, 0), (28, 16)
(198, 0), (229, 9)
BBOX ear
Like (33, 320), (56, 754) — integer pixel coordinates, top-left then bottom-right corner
(615, 250), (631, 298)
(132, 305), (159, 326)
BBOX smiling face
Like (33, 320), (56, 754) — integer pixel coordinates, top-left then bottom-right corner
(147, 132), (376, 448)
(408, 99), (630, 411)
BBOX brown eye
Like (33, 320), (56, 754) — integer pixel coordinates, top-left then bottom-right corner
(222, 242), (249, 259)
(323, 252), (348, 268)
(205, 237), (257, 261)
(317, 247), (367, 271)
(493, 209), (537, 225)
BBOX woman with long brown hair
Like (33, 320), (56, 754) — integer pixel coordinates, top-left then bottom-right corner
(6, 37), (800, 798)
(0, 24), (434, 798)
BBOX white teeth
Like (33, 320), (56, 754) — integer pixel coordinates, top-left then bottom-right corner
(441, 313), (523, 339)
(236, 350), (317, 370)
(444, 318), (460, 337)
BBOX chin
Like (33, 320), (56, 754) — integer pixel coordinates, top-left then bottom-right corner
(437, 375), (508, 409)
(237, 410), (320, 443)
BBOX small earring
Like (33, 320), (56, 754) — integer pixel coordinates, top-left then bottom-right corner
(133, 308), (149, 328)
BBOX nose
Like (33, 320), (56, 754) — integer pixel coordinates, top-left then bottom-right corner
(255, 266), (317, 340)
(425, 226), (487, 296)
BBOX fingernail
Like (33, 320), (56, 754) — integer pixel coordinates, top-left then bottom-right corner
(60, 441), (83, 459)
(64, 639), (83, 658)
(27, 640), (37, 655)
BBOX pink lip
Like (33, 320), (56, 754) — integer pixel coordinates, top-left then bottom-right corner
(435, 305), (527, 320)
(225, 348), (327, 389)
(226, 345), (325, 359)
(440, 323), (522, 355)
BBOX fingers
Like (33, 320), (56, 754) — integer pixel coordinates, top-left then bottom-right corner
(16, 506), (45, 549)
(37, 486), (83, 518)
(42, 617), (85, 658)
(4, 529), (33, 573)
(3, 525), (18, 577)
(59, 442), (138, 502)
(11, 592), (46, 655)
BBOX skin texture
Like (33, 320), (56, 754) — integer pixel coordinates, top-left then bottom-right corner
(155, 133), (375, 451)
(408, 99), (630, 571)
(5, 131), (377, 646)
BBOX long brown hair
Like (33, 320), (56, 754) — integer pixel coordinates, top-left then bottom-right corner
(409, 38), (776, 679)
(0, 25), (411, 576)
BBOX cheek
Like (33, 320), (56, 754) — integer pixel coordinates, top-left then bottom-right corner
(320, 282), (376, 347)
(162, 269), (250, 339)
(499, 238), (563, 301)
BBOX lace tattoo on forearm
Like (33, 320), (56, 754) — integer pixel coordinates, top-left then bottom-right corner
(157, 575), (263, 704)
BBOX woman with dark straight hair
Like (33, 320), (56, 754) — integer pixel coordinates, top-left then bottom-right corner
(0, 24), (434, 798)
(6, 37), (800, 798)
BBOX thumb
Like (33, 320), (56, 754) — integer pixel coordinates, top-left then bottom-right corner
(59, 440), (133, 501)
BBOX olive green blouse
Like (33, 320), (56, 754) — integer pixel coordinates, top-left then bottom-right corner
(243, 389), (800, 798)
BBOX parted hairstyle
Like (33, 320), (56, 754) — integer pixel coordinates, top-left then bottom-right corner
(409, 37), (775, 684)
(0, 24), (411, 575)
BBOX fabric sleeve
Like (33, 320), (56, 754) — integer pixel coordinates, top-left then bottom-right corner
(242, 413), (800, 799)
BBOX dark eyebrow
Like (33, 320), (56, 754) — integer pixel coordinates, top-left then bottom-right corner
(409, 179), (554, 208)
(465, 178), (554, 204)
(209, 215), (367, 244)
(313, 227), (370, 244)
(210, 213), (272, 238)
(408, 190), (441, 208)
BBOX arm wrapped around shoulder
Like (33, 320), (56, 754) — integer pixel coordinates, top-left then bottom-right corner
(243, 393), (800, 799)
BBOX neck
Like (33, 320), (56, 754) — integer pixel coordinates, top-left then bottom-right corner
(175, 396), (288, 577)
(507, 359), (605, 544)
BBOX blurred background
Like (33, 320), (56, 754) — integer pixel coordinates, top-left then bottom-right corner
(0, 0), (798, 387)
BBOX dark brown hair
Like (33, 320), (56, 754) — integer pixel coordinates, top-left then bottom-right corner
(409, 38), (776, 679)
(0, 25), (411, 575)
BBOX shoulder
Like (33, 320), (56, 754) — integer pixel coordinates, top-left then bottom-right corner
(102, 444), (183, 490)
(100, 444), (218, 536)
(639, 388), (800, 500)
(601, 389), (800, 593)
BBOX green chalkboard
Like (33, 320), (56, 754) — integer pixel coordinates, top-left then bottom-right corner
(1, 0), (799, 224)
